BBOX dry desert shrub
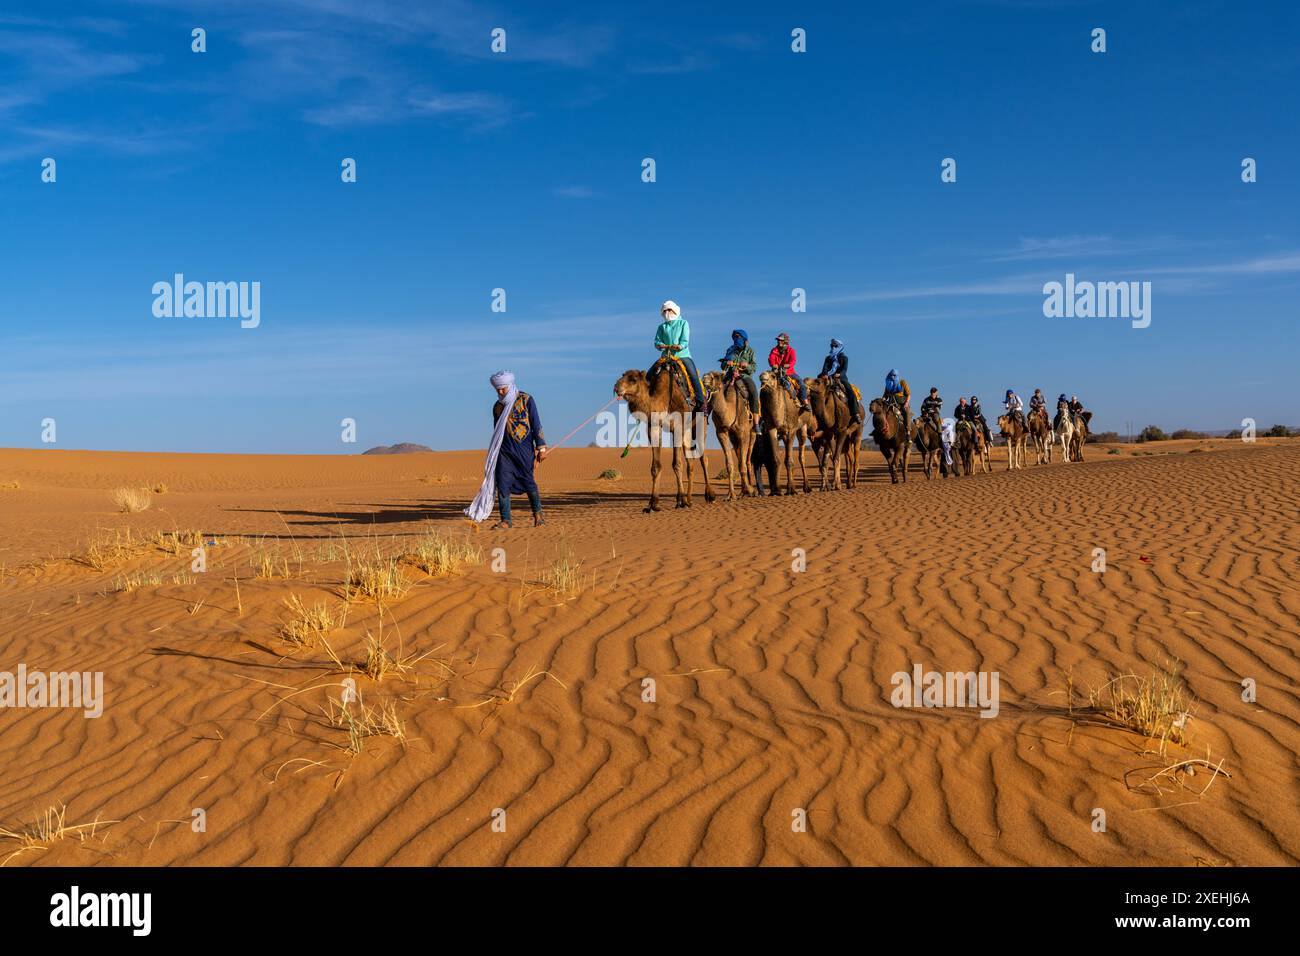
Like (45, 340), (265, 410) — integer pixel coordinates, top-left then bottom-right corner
(155, 529), (202, 555)
(0, 481), (19, 490)
(114, 570), (165, 592)
(411, 529), (482, 577)
(542, 542), (589, 598)
(343, 553), (412, 603)
(111, 487), (152, 513)
(1067, 660), (1196, 757)
(419, 474), (452, 485)
(280, 594), (348, 648)
(326, 697), (406, 755)
(596, 468), (622, 481)
(81, 528), (144, 571)
(151, 483), (168, 495)
(0, 803), (116, 866)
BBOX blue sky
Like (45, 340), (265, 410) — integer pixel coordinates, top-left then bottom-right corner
(2, 0), (1298, 453)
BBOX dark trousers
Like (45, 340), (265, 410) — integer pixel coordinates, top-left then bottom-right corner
(834, 373), (859, 417)
(739, 374), (759, 413)
(498, 488), (541, 524)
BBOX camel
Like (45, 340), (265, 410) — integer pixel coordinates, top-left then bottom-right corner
(700, 370), (756, 500)
(806, 377), (860, 491)
(751, 423), (779, 495)
(1070, 409), (1093, 462)
(998, 414), (1028, 470)
(955, 420), (977, 476)
(911, 414), (945, 480)
(1027, 408), (1053, 464)
(614, 364), (716, 512)
(759, 370), (816, 495)
(973, 424), (992, 473)
(869, 398), (910, 483)
(1053, 402), (1075, 463)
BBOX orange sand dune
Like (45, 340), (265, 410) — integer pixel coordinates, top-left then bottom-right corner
(0, 440), (1297, 866)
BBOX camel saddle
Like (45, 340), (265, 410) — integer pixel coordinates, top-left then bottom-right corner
(652, 355), (706, 407)
(831, 381), (862, 405)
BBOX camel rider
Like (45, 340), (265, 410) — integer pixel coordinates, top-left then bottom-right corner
(969, 395), (992, 444)
(818, 338), (861, 421)
(1068, 395), (1085, 420)
(652, 299), (706, 413)
(920, 387), (943, 427)
(1004, 389), (1025, 427)
(883, 368), (911, 433)
(954, 396), (971, 424)
(719, 329), (761, 428)
(1028, 388), (1047, 423)
(769, 332), (810, 410)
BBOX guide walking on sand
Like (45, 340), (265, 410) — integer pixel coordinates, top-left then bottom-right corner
(464, 370), (549, 530)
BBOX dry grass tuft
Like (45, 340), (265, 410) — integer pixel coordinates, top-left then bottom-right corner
(326, 697), (406, 755)
(419, 474), (452, 485)
(155, 529), (202, 555)
(596, 468), (622, 481)
(0, 803), (117, 866)
(151, 483), (169, 494)
(343, 554), (412, 603)
(411, 529), (483, 577)
(280, 594), (348, 648)
(542, 542), (589, 598)
(114, 570), (165, 592)
(111, 487), (153, 513)
(81, 528), (145, 571)
(0, 480), (19, 491)
(1066, 661), (1197, 757)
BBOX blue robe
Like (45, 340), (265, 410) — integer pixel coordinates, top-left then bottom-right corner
(493, 392), (545, 496)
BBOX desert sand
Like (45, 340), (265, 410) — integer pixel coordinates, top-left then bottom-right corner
(0, 438), (1297, 866)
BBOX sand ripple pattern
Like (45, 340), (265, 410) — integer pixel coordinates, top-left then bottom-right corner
(1, 444), (1297, 865)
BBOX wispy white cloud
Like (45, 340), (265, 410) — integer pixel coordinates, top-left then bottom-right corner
(553, 185), (596, 199)
(987, 235), (1199, 262)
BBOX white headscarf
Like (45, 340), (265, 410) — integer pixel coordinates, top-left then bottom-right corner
(660, 300), (680, 318)
(465, 370), (518, 522)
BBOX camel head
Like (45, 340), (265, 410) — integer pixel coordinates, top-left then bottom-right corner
(700, 370), (724, 392)
(614, 370), (648, 404)
(868, 398), (885, 418)
(758, 370), (778, 390)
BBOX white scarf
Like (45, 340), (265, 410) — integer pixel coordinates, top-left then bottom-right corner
(465, 370), (519, 522)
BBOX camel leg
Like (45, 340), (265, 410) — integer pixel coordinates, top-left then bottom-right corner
(647, 423), (663, 512)
(670, 435), (687, 507)
(739, 429), (755, 497)
(798, 437), (809, 493)
(697, 418), (716, 503)
(720, 434), (737, 501)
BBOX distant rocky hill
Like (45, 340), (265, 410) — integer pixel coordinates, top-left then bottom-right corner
(361, 443), (434, 455)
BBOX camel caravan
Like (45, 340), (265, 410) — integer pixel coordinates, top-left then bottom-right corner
(610, 303), (1094, 511)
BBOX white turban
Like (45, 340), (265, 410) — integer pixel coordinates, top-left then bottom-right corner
(660, 300), (680, 318)
(466, 370), (520, 522)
